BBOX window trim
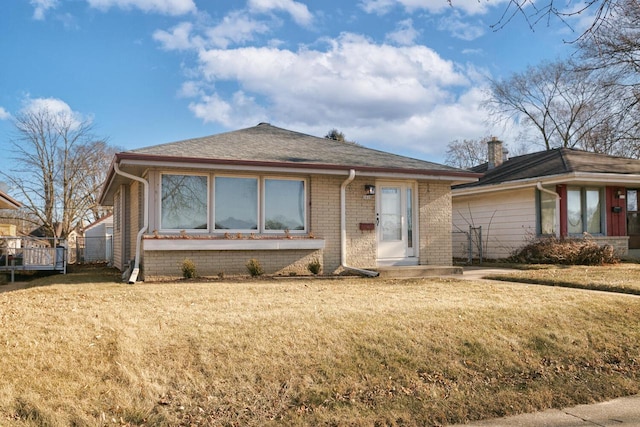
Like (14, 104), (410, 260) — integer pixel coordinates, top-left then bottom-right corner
(262, 177), (308, 234)
(159, 172), (210, 233)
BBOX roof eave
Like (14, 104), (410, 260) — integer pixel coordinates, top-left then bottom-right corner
(0, 192), (22, 210)
(453, 172), (640, 197)
(119, 151), (480, 178)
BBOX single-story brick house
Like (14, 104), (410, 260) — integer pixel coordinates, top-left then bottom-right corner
(99, 123), (478, 282)
(452, 139), (640, 260)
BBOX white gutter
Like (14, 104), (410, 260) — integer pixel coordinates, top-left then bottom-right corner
(537, 182), (560, 238)
(114, 163), (149, 284)
(340, 169), (379, 277)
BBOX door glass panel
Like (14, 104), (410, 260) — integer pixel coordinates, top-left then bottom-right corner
(381, 187), (401, 241)
(627, 190), (638, 212)
(627, 190), (640, 235)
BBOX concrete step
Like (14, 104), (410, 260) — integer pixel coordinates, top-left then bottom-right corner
(374, 265), (463, 278)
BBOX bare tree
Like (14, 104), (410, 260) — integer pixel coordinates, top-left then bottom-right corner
(445, 137), (528, 169)
(445, 138), (490, 169)
(577, 0), (640, 154)
(2, 106), (115, 238)
(486, 0), (616, 40)
(485, 59), (623, 152)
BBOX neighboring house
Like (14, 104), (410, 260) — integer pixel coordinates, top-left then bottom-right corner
(452, 139), (640, 260)
(99, 123), (478, 282)
(80, 215), (113, 263)
(0, 189), (21, 210)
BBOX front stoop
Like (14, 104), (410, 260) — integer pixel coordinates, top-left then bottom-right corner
(374, 265), (463, 278)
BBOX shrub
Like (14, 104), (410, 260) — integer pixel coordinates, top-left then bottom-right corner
(510, 237), (618, 265)
(181, 258), (197, 279)
(246, 258), (264, 277)
(307, 258), (321, 275)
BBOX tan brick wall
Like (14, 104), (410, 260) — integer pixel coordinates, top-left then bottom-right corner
(309, 175), (342, 273)
(308, 174), (377, 273)
(143, 248), (323, 280)
(345, 177), (376, 268)
(113, 188), (123, 270)
(419, 181), (453, 266)
(590, 236), (629, 256)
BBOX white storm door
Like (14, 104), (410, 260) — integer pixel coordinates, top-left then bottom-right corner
(377, 184), (410, 260)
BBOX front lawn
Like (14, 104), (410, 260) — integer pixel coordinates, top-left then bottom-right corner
(1, 270), (639, 426)
(486, 263), (640, 295)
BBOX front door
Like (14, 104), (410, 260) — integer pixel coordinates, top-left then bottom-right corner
(627, 189), (640, 249)
(376, 183), (416, 264)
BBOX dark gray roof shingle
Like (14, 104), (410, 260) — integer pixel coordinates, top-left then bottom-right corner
(127, 123), (464, 173)
(457, 147), (640, 188)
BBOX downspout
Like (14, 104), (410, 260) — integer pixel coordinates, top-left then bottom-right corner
(341, 169), (379, 277)
(114, 162), (149, 284)
(537, 182), (560, 238)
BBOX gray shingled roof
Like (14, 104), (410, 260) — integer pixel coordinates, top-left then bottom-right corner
(457, 147), (640, 189)
(126, 123), (463, 173)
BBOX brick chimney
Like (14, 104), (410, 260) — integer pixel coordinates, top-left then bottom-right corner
(487, 137), (504, 170)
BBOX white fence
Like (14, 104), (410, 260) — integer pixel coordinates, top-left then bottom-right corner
(0, 237), (67, 273)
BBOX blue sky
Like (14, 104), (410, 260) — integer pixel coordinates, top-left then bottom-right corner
(1, 0), (585, 173)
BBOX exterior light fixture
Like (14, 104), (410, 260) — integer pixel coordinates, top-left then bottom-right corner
(364, 184), (376, 195)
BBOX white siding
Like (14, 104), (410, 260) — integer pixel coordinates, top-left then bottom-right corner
(452, 188), (536, 259)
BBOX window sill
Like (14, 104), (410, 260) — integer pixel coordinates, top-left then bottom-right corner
(143, 237), (325, 251)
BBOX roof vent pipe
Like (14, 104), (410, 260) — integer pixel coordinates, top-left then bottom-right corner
(340, 169), (379, 277)
(113, 163), (149, 284)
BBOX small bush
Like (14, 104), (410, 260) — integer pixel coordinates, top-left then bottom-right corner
(246, 258), (264, 277)
(511, 237), (618, 265)
(307, 258), (321, 275)
(181, 258), (197, 279)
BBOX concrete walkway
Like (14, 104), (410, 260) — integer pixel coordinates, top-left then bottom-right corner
(449, 394), (640, 426)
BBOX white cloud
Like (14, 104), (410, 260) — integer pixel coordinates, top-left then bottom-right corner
(248, 0), (313, 26)
(438, 14), (485, 40)
(362, 0), (509, 16)
(154, 12), (274, 51)
(175, 32), (495, 159)
(0, 107), (10, 120)
(30, 0), (58, 20)
(86, 0), (196, 15)
(189, 91), (268, 128)
(359, 0), (397, 15)
(385, 19), (420, 46)
(205, 11), (272, 49)
(20, 97), (86, 129)
(153, 22), (200, 50)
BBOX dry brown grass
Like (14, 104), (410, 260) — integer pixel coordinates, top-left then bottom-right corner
(1, 269), (639, 426)
(486, 263), (640, 295)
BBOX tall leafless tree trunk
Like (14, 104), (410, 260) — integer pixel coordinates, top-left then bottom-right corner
(1, 106), (116, 238)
